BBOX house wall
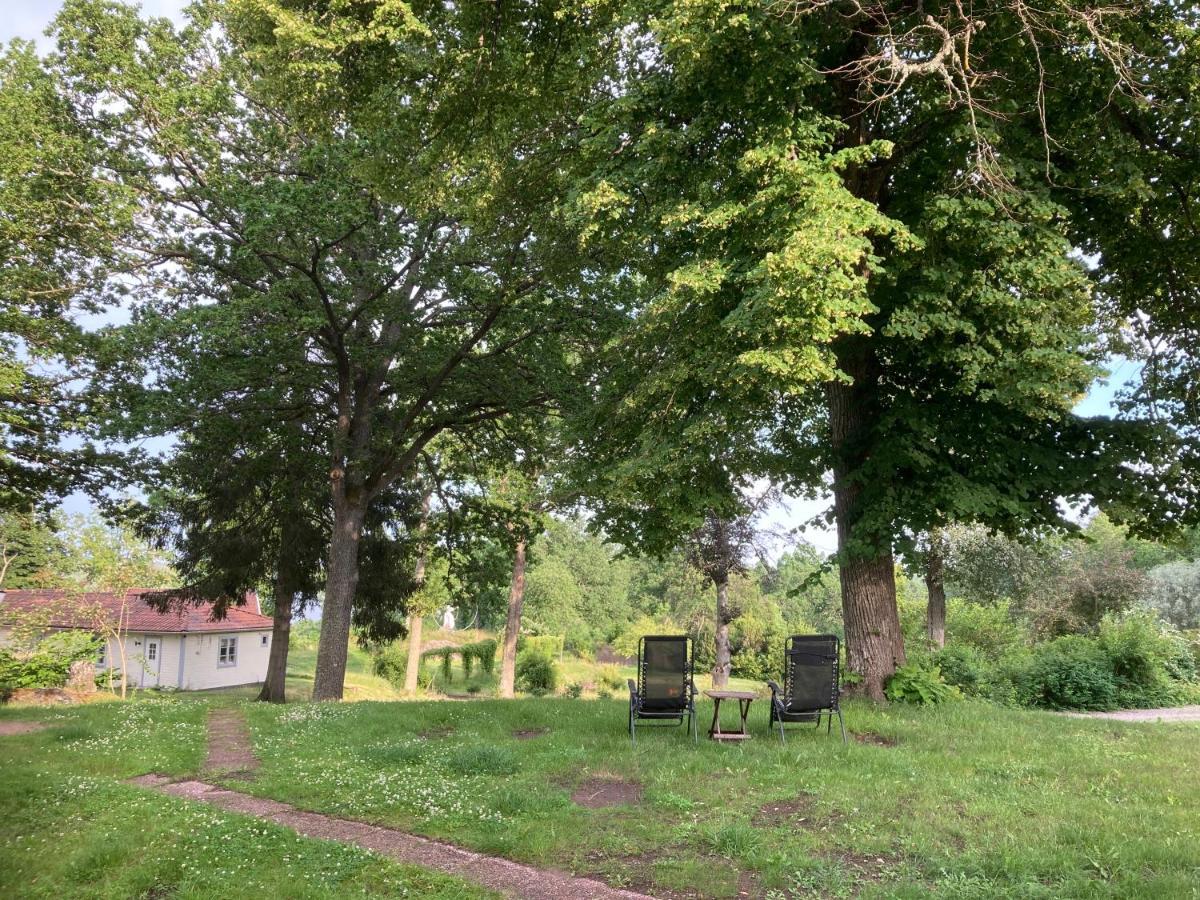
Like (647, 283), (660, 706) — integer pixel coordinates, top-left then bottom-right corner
(180, 630), (271, 690)
(5, 627), (270, 692)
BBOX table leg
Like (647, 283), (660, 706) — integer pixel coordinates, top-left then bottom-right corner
(738, 698), (751, 736)
(709, 696), (722, 738)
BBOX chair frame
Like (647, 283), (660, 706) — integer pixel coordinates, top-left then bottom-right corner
(767, 634), (846, 743)
(627, 635), (698, 745)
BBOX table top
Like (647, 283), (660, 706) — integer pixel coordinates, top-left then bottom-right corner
(704, 689), (756, 700)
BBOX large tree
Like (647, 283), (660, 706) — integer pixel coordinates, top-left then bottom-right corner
(0, 39), (128, 512)
(572, 0), (1191, 698)
(49, 0), (616, 699)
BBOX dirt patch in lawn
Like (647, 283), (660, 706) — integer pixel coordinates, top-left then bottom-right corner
(205, 707), (260, 776)
(418, 726), (456, 739)
(513, 728), (548, 740)
(853, 731), (899, 747)
(0, 719), (48, 736)
(752, 791), (844, 831)
(819, 849), (902, 883)
(572, 776), (643, 808)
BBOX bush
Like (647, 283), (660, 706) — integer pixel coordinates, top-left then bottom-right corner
(521, 635), (564, 659)
(1019, 636), (1118, 710)
(885, 661), (961, 705)
(1097, 612), (1195, 707)
(597, 664), (624, 691)
(0, 631), (102, 691)
(515, 648), (557, 696)
(932, 644), (988, 697)
(371, 644), (409, 687)
(564, 681), (584, 699)
(612, 616), (681, 659)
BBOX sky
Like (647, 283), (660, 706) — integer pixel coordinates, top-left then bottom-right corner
(5, 1), (1138, 556)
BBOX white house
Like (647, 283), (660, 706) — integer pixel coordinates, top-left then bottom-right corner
(0, 589), (274, 691)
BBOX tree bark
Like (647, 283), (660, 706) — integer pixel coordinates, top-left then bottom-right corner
(258, 577), (294, 703)
(498, 537), (527, 699)
(827, 342), (906, 701)
(925, 532), (947, 650)
(402, 566), (429, 693)
(712, 575), (732, 688)
(312, 499), (365, 701)
(402, 488), (433, 694)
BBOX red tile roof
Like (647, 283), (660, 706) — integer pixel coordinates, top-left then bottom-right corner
(0, 589), (273, 634)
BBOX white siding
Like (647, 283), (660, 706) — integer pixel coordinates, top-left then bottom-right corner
(10, 628), (270, 692)
(180, 630), (271, 690)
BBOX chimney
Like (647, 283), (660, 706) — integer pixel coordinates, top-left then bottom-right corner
(245, 589), (260, 614)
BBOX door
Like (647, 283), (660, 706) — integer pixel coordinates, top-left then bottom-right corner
(142, 637), (162, 688)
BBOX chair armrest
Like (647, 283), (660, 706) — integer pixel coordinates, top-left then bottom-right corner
(627, 678), (638, 700)
(766, 681), (786, 710)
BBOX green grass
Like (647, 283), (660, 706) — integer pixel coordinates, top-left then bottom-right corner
(5, 640), (1200, 898)
(0, 699), (492, 898)
(234, 697), (1200, 898)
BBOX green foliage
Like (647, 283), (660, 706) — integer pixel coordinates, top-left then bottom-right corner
(1145, 561), (1200, 630)
(371, 644), (409, 687)
(520, 635), (564, 659)
(515, 648), (558, 697)
(564, 682), (584, 699)
(884, 661), (961, 706)
(596, 664), (624, 692)
(1018, 637), (1119, 711)
(0, 630), (101, 690)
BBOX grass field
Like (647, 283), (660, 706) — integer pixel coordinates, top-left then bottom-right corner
(4, 692), (1199, 898)
(3, 630), (1199, 899)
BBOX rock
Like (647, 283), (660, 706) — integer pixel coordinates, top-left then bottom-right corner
(68, 660), (97, 693)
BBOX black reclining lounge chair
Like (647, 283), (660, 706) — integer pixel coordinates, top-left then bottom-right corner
(767, 634), (846, 743)
(627, 635), (697, 745)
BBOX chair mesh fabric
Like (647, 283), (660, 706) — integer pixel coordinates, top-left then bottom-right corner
(642, 637), (688, 711)
(786, 635), (837, 713)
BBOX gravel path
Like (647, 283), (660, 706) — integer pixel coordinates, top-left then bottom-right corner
(1063, 705), (1200, 722)
(129, 776), (655, 899)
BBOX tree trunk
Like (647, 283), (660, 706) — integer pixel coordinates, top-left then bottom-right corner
(312, 500), (365, 701)
(498, 537), (527, 699)
(712, 575), (732, 688)
(827, 343), (906, 702)
(925, 533), (947, 650)
(402, 488), (433, 694)
(258, 578), (294, 703)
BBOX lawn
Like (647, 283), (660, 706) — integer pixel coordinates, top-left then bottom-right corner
(3, 691), (1198, 899)
(0, 699), (491, 899)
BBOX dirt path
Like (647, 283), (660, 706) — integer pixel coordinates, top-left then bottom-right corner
(1064, 705), (1200, 723)
(0, 720), (47, 736)
(204, 706), (259, 776)
(129, 775), (655, 900)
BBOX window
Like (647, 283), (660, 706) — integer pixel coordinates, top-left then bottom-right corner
(218, 636), (238, 667)
(97, 644), (106, 667)
(147, 642), (157, 661)
(261, 635), (269, 647)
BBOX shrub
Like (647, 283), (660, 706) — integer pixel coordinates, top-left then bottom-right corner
(371, 644), (409, 687)
(515, 648), (557, 696)
(597, 663), (624, 691)
(1019, 636), (1118, 710)
(932, 644), (988, 697)
(522, 635), (564, 659)
(885, 661), (961, 705)
(1097, 612), (1194, 707)
(564, 681), (584, 699)
(0, 631), (101, 691)
(945, 599), (1031, 658)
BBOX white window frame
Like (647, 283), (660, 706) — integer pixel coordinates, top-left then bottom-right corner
(218, 636), (238, 667)
(147, 641), (157, 662)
